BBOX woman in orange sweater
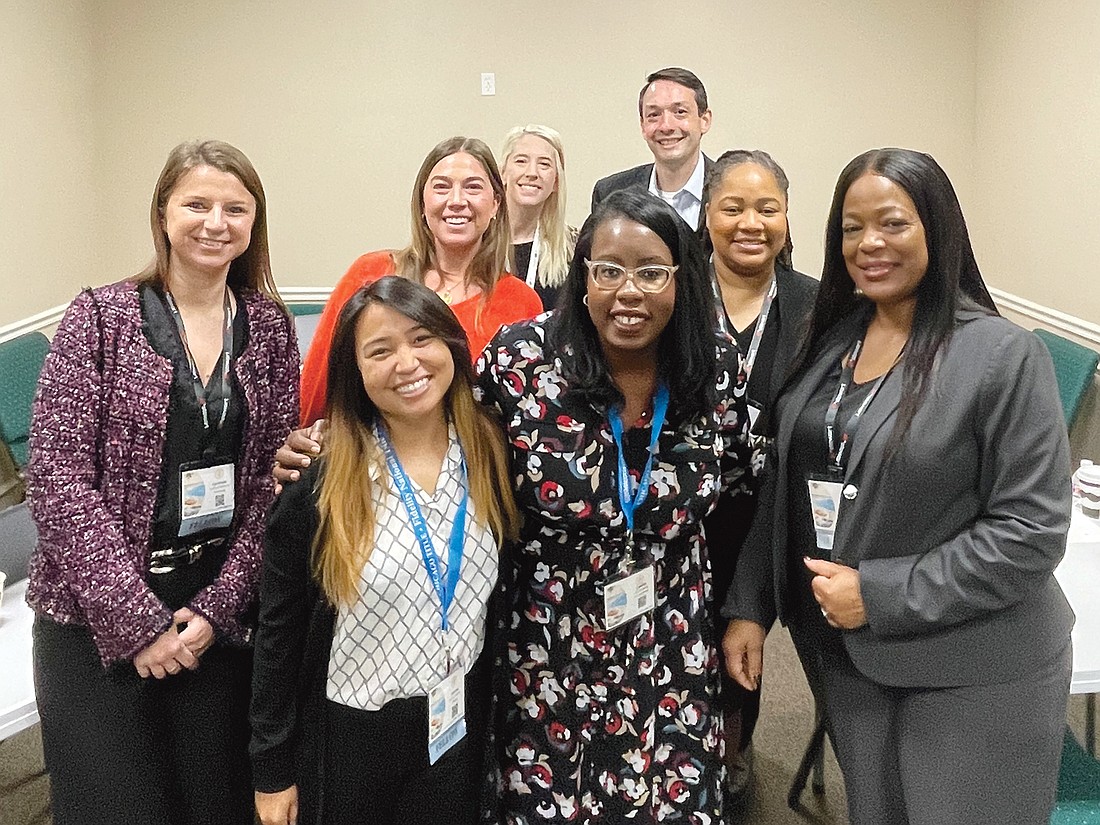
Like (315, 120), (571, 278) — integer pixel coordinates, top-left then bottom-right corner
(299, 136), (543, 425)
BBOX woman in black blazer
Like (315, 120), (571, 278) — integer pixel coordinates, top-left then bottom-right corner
(699, 149), (817, 798)
(722, 148), (1072, 825)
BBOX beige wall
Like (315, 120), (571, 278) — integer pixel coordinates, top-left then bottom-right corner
(0, 0), (99, 325)
(973, 0), (1100, 322)
(2, 0), (981, 327)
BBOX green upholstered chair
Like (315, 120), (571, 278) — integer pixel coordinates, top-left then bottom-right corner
(287, 302), (327, 317)
(0, 331), (50, 469)
(1034, 329), (1100, 429)
(1052, 727), (1100, 824)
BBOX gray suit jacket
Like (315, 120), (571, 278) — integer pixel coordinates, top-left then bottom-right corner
(724, 306), (1074, 688)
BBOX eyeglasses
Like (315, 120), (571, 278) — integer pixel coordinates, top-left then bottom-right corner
(584, 259), (677, 294)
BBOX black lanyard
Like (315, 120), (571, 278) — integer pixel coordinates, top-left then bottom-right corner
(824, 338), (893, 476)
(164, 287), (234, 432)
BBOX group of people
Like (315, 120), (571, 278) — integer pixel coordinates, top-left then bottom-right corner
(23, 65), (1073, 825)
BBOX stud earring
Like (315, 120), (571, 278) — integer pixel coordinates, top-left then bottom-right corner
(854, 287), (865, 297)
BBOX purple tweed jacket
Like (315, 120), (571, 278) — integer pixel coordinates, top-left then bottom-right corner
(26, 280), (300, 665)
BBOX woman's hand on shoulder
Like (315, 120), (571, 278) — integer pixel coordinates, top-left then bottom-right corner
(723, 619), (766, 692)
(132, 623), (199, 678)
(256, 786), (299, 825)
(273, 419), (327, 493)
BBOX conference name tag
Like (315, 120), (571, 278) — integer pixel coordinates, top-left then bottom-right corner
(427, 668), (466, 765)
(806, 477), (842, 551)
(178, 461), (235, 537)
(604, 565), (655, 630)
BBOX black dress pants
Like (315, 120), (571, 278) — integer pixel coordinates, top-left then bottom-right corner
(33, 615), (254, 825)
(316, 663), (488, 825)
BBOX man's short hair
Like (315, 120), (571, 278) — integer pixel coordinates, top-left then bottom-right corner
(637, 67), (708, 117)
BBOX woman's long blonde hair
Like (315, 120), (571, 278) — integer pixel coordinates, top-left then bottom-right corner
(313, 276), (519, 608)
(501, 124), (574, 291)
(393, 136), (511, 301)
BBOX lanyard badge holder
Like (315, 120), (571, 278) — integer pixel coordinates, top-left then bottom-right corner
(711, 261), (777, 432)
(809, 338), (891, 551)
(604, 385), (669, 631)
(524, 225), (541, 288)
(739, 276), (778, 431)
(167, 288), (236, 538)
(378, 427), (470, 764)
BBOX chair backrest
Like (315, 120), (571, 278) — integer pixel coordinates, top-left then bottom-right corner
(1057, 726), (1100, 801)
(287, 302), (327, 317)
(0, 501), (37, 583)
(1034, 328), (1100, 429)
(0, 331), (50, 468)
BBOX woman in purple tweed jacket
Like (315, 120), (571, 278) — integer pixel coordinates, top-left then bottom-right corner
(26, 140), (299, 825)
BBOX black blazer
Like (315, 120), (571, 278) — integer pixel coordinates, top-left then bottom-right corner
(590, 155), (715, 228)
(744, 264), (818, 414)
(249, 463), (505, 816)
(724, 307), (1074, 688)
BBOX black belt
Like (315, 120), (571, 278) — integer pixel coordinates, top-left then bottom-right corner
(149, 537), (225, 575)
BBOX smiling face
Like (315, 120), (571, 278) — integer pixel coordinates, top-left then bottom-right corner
(586, 217), (677, 365)
(421, 151), (500, 256)
(841, 173), (929, 310)
(355, 302), (455, 431)
(705, 162), (788, 280)
(639, 80), (711, 169)
(162, 164), (256, 279)
(503, 133), (559, 213)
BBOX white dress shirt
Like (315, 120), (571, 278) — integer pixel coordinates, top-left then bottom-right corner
(649, 152), (706, 229)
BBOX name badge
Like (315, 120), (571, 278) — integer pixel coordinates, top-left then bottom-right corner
(427, 668), (466, 765)
(179, 461), (235, 538)
(604, 565), (655, 630)
(806, 476), (842, 551)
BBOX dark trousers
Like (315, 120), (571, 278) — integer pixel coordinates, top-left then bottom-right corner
(33, 615), (254, 825)
(791, 616), (1071, 825)
(316, 665), (488, 825)
(707, 492), (761, 750)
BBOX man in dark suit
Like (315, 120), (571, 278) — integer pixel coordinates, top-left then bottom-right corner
(591, 67), (714, 230)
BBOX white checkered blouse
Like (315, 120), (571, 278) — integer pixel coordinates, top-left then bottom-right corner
(325, 431), (499, 710)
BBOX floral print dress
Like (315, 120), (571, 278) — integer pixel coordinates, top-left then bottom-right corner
(475, 317), (751, 824)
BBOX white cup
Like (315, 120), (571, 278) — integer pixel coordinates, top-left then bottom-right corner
(1078, 465), (1100, 519)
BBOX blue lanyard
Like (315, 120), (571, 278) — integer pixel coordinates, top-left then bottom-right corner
(377, 427), (468, 633)
(608, 384), (670, 537)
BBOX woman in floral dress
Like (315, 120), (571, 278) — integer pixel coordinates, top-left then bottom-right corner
(476, 189), (752, 824)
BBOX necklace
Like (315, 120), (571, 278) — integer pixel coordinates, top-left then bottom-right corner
(432, 269), (465, 305)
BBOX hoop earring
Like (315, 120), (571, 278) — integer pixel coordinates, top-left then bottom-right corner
(582, 295), (589, 306)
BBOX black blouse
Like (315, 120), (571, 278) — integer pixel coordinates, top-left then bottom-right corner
(140, 284), (247, 605)
(787, 362), (880, 630)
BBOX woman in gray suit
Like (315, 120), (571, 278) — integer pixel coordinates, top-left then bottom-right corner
(722, 148), (1073, 825)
